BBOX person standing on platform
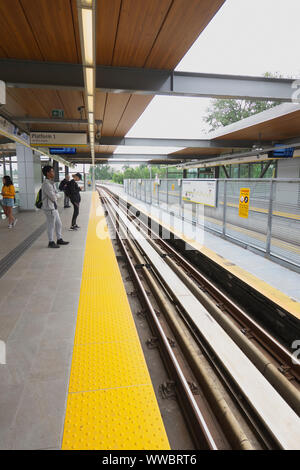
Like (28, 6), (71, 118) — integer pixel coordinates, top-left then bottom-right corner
(67, 173), (82, 231)
(59, 174), (71, 208)
(41, 165), (69, 248)
(1, 176), (17, 229)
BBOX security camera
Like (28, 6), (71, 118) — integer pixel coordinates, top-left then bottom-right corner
(95, 130), (101, 141)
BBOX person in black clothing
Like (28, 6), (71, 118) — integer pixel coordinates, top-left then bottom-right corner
(67, 173), (82, 230)
(59, 174), (71, 208)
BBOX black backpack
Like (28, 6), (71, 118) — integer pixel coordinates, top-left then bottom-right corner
(64, 181), (72, 198)
(35, 188), (43, 209)
(59, 179), (67, 191)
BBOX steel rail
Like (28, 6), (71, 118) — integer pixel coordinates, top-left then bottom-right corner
(100, 185), (300, 384)
(99, 188), (298, 449)
(99, 189), (218, 450)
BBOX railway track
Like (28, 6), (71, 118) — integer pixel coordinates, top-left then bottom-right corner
(98, 185), (300, 450)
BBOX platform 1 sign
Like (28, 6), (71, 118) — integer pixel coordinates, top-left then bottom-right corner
(182, 180), (217, 207)
(239, 188), (250, 218)
(30, 132), (87, 147)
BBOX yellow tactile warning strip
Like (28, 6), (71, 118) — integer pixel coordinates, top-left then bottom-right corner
(128, 199), (300, 320)
(62, 192), (170, 450)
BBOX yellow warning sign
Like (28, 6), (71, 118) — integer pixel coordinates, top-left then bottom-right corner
(239, 188), (250, 218)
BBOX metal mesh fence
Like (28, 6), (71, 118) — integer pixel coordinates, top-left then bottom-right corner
(124, 178), (300, 268)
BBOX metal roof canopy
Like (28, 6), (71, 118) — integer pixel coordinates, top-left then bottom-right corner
(2, 59), (297, 102)
(0, 0), (299, 166)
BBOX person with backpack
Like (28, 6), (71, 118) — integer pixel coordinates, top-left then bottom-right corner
(66, 173), (82, 231)
(1, 175), (17, 229)
(59, 174), (71, 208)
(41, 165), (69, 248)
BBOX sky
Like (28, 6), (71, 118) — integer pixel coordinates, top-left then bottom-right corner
(124, 0), (300, 152)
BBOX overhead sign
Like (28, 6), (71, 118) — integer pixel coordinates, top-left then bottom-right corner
(49, 147), (76, 155)
(0, 80), (5, 105)
(30, 132), (87, 147)
(268, 145), (294, 158)
(52, 109), (64, 118)
(239, 188), (250, 218)
(182, 180), (217, 207)
(0, 115), (29, 145)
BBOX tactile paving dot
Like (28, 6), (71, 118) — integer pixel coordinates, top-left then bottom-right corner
(62, 193), (169, 450)
(74, 311), (139, 345)
(62, 386), (170, 450)
(68, 338), (152, 393)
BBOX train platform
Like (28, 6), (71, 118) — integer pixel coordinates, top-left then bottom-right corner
(0, 191), (170, 450)
(105, 184), (300, 317)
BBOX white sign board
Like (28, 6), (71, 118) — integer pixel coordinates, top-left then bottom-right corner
(0, 80), (5, 105)
(0, 115), (29, 145)
(30, 132), (87, 146)
(182, 180), (217, 207)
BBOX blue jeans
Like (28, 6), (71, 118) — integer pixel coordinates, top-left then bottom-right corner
(2, 198), (14, 207)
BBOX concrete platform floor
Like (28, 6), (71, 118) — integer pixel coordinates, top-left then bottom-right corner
(0, 192), (91, 450)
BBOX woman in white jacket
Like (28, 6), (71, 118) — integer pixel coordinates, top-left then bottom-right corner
(41, 165), (69, 248)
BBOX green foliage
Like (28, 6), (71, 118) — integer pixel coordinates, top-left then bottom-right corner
(204, 99), (278, 131)
(89, 164), (113, 180)
(204, 72), (281, 131)
(90, 163), (167, 184)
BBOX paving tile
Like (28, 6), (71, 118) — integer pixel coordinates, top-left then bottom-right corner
(0, 338), (40, 386)
(5, 378), (69, 450)
(0, 383), (24, 442)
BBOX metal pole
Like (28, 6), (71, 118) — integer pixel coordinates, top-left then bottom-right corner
(92, 165), (95, 191)
(180, 179), (184, 219)
(83, 163), (86, 191)
(149, 166), (152, 205)
(266, 179), (275, 256)
(9, 156), (12, 179)
(222, 180), (227, 237)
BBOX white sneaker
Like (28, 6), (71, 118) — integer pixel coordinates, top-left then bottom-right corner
(8, 224), (12, 229)
(13, 218), (18, 227)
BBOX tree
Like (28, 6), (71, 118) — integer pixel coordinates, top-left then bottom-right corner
(90, 164), (113, 180)
(204, 72), (281, 131)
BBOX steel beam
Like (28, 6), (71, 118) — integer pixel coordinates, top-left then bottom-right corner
(11, 117), (103, 126)
(1, 59), (297, 102)
(180, 140), (300, 168)
(98, 136), (262, 149)
(71, 153), (212, 160)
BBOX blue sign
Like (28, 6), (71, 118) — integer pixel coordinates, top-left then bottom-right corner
(49, 147), (76, 155)
(269, 145), (294, 158)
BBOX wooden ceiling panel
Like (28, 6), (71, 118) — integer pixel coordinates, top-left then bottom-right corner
(6, 89), (48, 117)
(101, 93), (132, 136)
(94, 145), (117, 154)
(171, 147), (224, 156)
(214, 111), (300, 142)
(4, 90), (28, 117)
(112, 0), (172, 67)
(58, 90), (85, 119)
(114, 95), (153, 137)
(0, 0), (42, 60)
(19, 0), (79, 62)
(145, 0), (225, 69)
(96, 0), (122, 65)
